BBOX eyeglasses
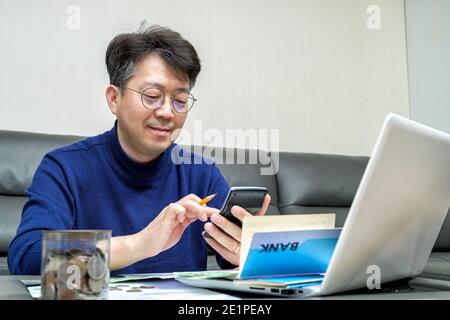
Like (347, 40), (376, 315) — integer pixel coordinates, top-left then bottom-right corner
(123, 86), (196, 114)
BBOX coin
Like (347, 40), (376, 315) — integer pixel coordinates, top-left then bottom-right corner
(48, 249), (66, 258)
(77, 254), (91, 265)
(41, 283), (56, 300)
(66, 248), (83, 258)
(45, 254), (66, 273)
(88, 277), (106, 294)
(95, 247), (106, 260)
(87, 255), (107, 280)
(68, 257), (87, 277)
(57, 261), (76, 285)
(41, 271), (58, 300)
(109, 287), (122, 291)
(43, 271), (57, 286)
(43, 248), (109, 299)
(57, 287), (78, 300)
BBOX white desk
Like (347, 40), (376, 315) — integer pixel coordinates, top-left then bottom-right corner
(3, 275), (450, 300)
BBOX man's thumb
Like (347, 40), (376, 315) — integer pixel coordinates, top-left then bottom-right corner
(165, 203), (186, 224)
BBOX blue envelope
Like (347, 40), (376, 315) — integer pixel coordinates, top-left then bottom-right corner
(240, 228), (341, 279)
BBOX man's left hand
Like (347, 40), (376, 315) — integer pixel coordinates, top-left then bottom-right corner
(203, 194), (271, 266)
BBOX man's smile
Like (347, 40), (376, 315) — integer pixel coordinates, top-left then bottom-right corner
(147, 125), (171, 137)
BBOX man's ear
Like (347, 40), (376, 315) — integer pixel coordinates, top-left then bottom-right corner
(105, 85), (121, 115)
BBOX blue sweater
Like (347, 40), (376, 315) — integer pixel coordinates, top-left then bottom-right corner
(8, 122), (231, 275)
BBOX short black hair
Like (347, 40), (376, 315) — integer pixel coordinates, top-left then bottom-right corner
(105, 24), (201, 92)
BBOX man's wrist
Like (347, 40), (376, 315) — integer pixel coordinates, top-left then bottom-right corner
(133, 225), (159, 260)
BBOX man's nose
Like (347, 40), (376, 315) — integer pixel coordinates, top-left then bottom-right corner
(153, 97), (175, 120)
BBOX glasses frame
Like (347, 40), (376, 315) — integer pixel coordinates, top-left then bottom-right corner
(122, 86), (197, 114)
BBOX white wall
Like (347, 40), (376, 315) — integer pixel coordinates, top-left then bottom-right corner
(0, 0), (410, 155)
(405, 0), (450, 134)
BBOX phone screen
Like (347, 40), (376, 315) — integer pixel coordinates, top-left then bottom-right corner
(219, 187), (268, 227)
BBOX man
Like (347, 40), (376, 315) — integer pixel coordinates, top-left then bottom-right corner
(8, 25), (270, 275)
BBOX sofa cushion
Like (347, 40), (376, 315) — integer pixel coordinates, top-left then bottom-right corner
(0, 130), (83, 260)
(182, 146), (280, 215)
(0, 195), (27, 254)
(0, 257), (9, 275)
(0, 130), (82, 195)
(420, 252), (450, 279)
(275, 152), (368, 208)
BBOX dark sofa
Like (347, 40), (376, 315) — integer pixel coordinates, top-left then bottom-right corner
(1, 129), (449, 278)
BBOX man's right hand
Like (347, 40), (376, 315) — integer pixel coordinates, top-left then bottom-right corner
(110, 194), (219, 270)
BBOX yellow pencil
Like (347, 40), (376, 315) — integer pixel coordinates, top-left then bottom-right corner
(198, 193), (217, 205)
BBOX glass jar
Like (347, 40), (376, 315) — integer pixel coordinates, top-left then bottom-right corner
(41, 230), (111, 300)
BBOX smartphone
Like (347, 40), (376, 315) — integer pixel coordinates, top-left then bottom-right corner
(218, 186), (268, 228)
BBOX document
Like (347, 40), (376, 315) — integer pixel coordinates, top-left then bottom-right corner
(239, 213), (336, 268)
(239, 228), (341, 278)
(174, 270), (239, 280)
(110, 273), (175, 283)
(176, 214), (341, 289)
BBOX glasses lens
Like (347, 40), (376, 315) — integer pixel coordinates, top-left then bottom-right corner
(173, 92), (195, 113)
(142, 88), (164, 110)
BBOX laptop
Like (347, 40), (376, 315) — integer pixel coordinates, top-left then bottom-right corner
(0, 277), (34, 300)
(177, 113), (450, 298)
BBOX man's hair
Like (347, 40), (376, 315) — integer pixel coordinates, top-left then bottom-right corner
(105, 24), (201, 92)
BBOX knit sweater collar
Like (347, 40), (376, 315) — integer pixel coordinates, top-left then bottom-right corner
(105, 121), (174, 187)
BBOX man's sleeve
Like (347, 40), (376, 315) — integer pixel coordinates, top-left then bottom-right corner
(7, 154), (75, 275)
(205, 164), (238, 270)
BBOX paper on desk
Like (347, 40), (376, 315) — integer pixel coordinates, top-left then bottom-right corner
(108, 281), (240, 300)
(27, 286), (41, 299)
(27, 282), (240, 300)
(174, 269), (239, 280)
(109, 273), (175, 283)
(239, 213), (336, 269)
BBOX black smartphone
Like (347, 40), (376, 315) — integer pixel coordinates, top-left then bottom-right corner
(218, 186), (268, 228)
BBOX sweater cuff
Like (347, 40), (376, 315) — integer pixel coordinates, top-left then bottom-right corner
(215, 253), (237, 270)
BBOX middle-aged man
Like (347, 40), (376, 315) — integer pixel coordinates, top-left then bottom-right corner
(8, 25), (271, 275)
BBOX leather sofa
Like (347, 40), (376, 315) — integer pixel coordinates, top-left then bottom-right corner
(1, 129), (449, 278)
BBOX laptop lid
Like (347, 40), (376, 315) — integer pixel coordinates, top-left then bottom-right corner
(321, 113), (450, 295)
(0, 277), (33, 300)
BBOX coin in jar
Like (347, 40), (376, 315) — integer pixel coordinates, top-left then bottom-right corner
(57, 261), (85, 291)
(57, 287), (78, 300)
(45, 253), (66, 274)
(87, 255), (107, 280)
(68, 257), (87, 277)
(88, 277), (106, 294)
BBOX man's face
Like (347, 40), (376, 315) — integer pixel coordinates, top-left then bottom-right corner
(107, 54), (189, 163)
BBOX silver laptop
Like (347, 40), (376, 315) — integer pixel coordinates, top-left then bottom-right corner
(0, 277), (34, 300)
(177, 113), (450, 297)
